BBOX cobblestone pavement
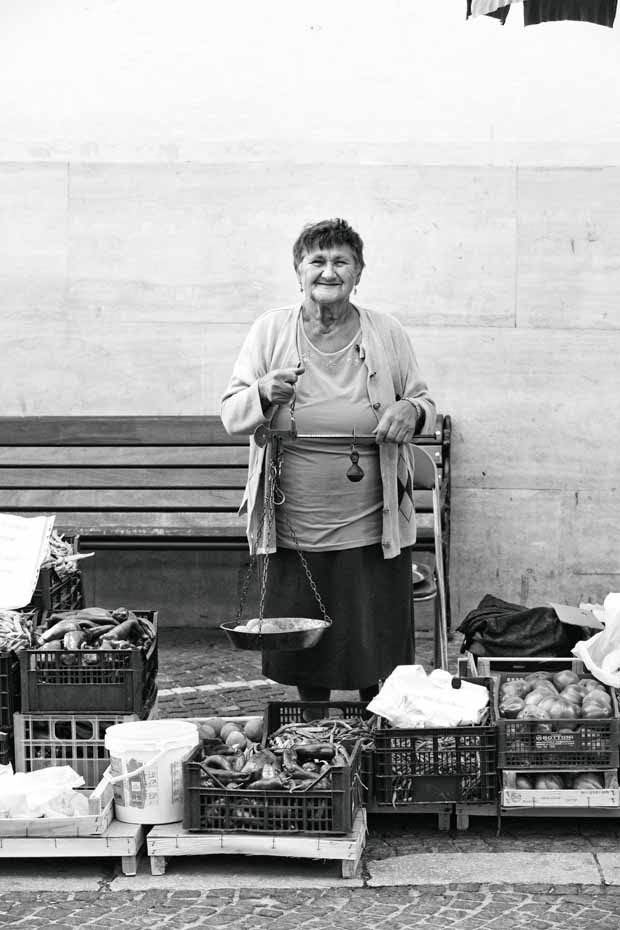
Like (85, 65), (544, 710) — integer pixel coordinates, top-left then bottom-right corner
(5, 886), (620, 929)
(5, 629), (620, 928)
(155, 626), (461, 718)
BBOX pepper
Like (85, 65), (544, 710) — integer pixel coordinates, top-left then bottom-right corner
(100, 618), (142, 643)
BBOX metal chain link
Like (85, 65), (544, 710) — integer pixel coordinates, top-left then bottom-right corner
(235, 434), (332, 628)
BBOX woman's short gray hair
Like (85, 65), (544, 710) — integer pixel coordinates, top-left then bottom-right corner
(292, 218), (365, 271)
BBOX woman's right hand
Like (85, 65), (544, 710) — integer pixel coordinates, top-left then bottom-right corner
(258, 364), (305, 409)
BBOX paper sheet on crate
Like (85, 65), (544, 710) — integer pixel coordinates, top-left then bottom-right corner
(0, 513), (55, 609)
(550, 602), (604, 631)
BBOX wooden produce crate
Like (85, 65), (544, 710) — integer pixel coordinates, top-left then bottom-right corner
(19, 610), (158, 715)
(501, 770), (620, 809)
(370, 677), (497, 810)
(496, 672), (619, 770)
(0, 774), (114, 837)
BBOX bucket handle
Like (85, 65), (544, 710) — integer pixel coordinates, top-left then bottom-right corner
(102, 741), (177, 786)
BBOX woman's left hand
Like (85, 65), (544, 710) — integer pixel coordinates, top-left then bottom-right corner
(373, 400), (419, 444)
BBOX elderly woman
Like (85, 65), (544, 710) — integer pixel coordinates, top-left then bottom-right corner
(221, 218), (435, 702)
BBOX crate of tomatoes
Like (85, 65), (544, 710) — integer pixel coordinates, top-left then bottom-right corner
(497, 667), (619, 770)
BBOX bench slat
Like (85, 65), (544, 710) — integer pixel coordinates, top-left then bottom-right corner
(0, 468), (248, 489)
(54, 512), (245, 534)
(0, 447), (250, 466)
(0, 417), (244, 446)
(0, 490), (243, 510)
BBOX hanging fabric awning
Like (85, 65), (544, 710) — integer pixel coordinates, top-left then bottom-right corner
(467, 0), (617, 24)
(469, 0), (522, 14)
(523, 1), (617, 25)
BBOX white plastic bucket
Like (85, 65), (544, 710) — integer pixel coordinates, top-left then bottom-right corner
(104, 719), (199, 824)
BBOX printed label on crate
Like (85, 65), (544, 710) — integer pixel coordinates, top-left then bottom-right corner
(170, 759), (183, 805)
(533, 732), (578, 749)
(503, 788), (620, 808)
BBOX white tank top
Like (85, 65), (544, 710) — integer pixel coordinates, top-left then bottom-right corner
(271, 319), (383, 550)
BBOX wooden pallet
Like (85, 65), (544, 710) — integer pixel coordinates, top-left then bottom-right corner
(147, 809), (367, 878)
(366, 803), (453, 831)
(0, 820), (144, 875)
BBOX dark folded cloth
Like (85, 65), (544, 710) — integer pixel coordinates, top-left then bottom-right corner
(456, 593), (592, 658)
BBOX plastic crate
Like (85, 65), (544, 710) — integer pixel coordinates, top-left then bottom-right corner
(371, 677), (497, 808)
(30, 565), (84, 613)
(19, 610), (158, 715)
(13, 702), (157, 790)
(264, 700), (374, 801)
(496, 671), (619, 770)
(183, 738), (363, 835)
(0, 652), (21, 731)
(477, 657), (584, 677)
(0, 729), (12, 766)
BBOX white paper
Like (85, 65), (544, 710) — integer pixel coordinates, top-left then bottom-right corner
(0, 513), (55, 609)
(550, 602), (604, 631)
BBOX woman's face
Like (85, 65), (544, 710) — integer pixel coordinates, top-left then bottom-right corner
(297, 244), (361, 305)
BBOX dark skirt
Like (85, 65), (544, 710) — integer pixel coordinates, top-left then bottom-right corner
(261, 544), (414, 690)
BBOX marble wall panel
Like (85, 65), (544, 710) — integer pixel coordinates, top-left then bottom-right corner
(410, 327), (620, 493)
(517, 167), (620, 330)
(449, 487), (564, 622)
(66, 163), (516, 328)
(0, 163), (68, 322)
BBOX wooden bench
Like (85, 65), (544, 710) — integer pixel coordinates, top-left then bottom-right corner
(0, 414), (451, 627)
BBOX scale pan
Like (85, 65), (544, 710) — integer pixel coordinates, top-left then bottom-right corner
(220, 617), (330, 652)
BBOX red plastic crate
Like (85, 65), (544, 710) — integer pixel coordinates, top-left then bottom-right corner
(19, 610), (158, 715)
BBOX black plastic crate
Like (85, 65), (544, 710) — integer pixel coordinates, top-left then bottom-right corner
(30, 566), (84, 613)
(19, 610), (158, 715)
(0, 729), (13, 767)
(371, 677), (497, 808)
(264, 700), (375, 801)
(496, 671), (619, 770)
(0, 652), (21, 731)
(183, 738), (363, 835)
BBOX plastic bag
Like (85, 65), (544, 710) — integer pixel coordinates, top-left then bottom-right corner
(0, 766), (85, 819)
(367, 666), (490, 728)
(572, 593), (620, 687)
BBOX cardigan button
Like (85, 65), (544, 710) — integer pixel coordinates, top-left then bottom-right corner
(372, 402), (381, 410)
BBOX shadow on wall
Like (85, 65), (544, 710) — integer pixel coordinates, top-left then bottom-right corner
(80, 549), (260, 628)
